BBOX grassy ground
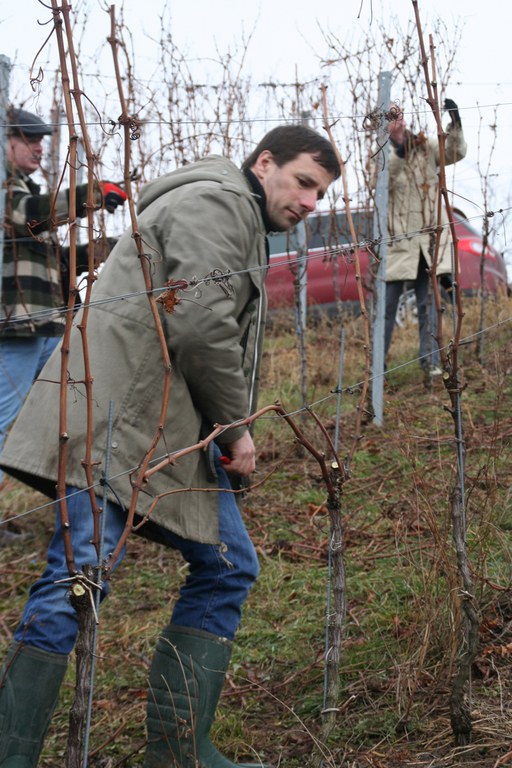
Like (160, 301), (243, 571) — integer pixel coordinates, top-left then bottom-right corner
(1, 294), (512, 767)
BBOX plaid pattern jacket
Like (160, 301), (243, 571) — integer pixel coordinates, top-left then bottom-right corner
(1, 167), (92, 337)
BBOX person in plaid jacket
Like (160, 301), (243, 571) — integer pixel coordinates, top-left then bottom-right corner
(0, 107), (125, 489)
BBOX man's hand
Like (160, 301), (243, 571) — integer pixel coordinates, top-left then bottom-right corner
(443, 98), (462, 129)
(99, 182), (128, 213)
(222, 431), (256, 477)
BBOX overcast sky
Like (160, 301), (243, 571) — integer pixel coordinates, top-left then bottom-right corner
(1, 0), (512, 258)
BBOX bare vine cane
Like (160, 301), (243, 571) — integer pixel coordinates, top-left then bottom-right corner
(111, 384), (349, 761)
(315, 85), (373, 759)
(49, 0), (108, 576)
(48, 3), (121, 766)
(141, 403), (345, 523)
(412, 0), (478, 747)
(320, 85), (372, 440)
(279, 402), (347, 766)
(476, 105), (499, 363)
(412, 15), (465, 373)
(141, 397), (348, 768)
(50, 0), (81, 579)
(102, 5), (174, 575)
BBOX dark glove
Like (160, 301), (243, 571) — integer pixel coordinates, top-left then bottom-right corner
(92, 236), (118, 265)
(99, 181), (128, 213)
(443, 98), (462, 129)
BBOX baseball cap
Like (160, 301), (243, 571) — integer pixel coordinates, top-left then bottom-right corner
(8, 108), (54, 137)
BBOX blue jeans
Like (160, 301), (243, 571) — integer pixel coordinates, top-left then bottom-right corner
(384, 254), (440, 370)
(0, 336), (61, 483)
(14, 455), (259, 654)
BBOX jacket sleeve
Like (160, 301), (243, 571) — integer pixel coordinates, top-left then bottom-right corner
(8, 181), (99, 237)
(62, 236), (118, 274)
(159, 184), (261, 442)
(439, 125), (467, 166)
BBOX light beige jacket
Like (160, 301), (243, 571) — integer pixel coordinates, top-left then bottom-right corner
(384, 126), (467, 281)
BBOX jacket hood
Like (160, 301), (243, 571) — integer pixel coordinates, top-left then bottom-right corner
(137, 156), (249, 214)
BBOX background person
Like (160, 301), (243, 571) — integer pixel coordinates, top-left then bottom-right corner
(383, 99), (467, 375)
(0, 124), (340, 767)
(0, 107), (126, 495)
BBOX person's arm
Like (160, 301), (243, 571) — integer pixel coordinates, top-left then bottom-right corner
(8, 182), (94, 237)
(161, 184), (262, 447)
(9, 181), (126, 237)
(442, 98), (467, 165)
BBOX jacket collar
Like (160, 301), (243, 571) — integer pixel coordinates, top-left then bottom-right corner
(7, 163), (40, 194)
(243, 168), (273, 234)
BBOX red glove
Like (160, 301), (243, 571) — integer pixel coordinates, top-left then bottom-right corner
(99, 182), (127, 213)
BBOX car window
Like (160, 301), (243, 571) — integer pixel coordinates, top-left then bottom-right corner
(268, 209), (374, 256)
(267, 232), (289, 255)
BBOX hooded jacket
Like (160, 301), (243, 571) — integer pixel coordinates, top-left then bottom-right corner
(1, 156), (268, 544)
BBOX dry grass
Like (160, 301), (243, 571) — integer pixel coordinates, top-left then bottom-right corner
(1, 294), (512, 766)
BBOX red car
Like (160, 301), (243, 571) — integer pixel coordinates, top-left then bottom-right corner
(265, 208), (508, 314)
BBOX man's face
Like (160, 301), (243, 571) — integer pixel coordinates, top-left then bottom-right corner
(7, 134), (44, 175)
(251, 151), (334, 232)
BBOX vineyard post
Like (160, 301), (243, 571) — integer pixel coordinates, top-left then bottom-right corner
(293, 218), (308, 410)
(294, 108), (311, 410)
(371, 69), (391, 426)
(0, 55), (11, 288)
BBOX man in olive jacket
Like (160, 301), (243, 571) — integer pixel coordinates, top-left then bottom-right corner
(0, 125), (340, 767)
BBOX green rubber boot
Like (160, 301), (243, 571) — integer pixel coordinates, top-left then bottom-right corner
(0, 643), (68, 767)
(144, 624), (271, 767)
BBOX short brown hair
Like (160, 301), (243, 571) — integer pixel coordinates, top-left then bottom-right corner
(243, 125), (341, 179)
